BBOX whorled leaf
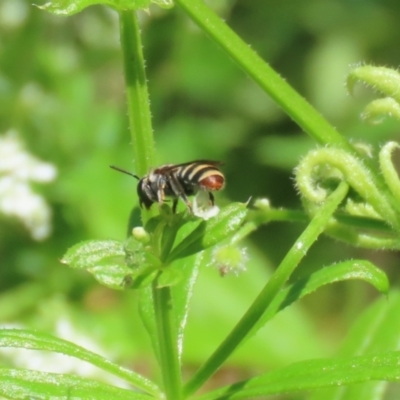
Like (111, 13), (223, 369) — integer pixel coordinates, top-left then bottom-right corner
(170, 253), (202, 358)
(88, 264), (137, 290)
(245, 259), (388, 345)
(61, 239), (125, 270)
(0, 368), (150, 400)
(166, 203), (248, 262)
(61, 239), (157, 290)
(310, 290), (400, 400)
(198, 351), (400, 399)
(138, 253), (202, 363)
(61, 239), (132, 289)
(36, 0), (173, 15)
(0, 329), (161, 396)
(138, 285), (159, 362)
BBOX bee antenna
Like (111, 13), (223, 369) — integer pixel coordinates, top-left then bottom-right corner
(110, 165), (140, 180)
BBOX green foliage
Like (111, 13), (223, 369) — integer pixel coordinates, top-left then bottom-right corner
(2, 0), (400, 400)
(37, 0), (173, 15)
(199, 351), (400, 399)
(166, 203), (248, 262)
(0, 369), (146, 400)
(0, 329), (161, 396)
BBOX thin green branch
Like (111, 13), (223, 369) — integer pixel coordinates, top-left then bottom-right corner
(153, 277), (182, 400)
(184, 182), (349, 397)
(175, 0), (350, 149)
(175, 0), (400, 224)
(119, 10), (156, 223)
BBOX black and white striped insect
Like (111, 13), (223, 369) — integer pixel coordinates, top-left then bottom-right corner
(111, 160), (225, 213)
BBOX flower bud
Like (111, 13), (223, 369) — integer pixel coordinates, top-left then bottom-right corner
(132, 226), (150, 244)
(211, 245), (248, 277)
(254, 198), (271, 211)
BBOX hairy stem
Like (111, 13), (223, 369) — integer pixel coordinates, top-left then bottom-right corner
(153, 277), (182, 400)
(184, 182), (349, 396)
(175, 0), (350, 149)
(119, 10), (156, 223)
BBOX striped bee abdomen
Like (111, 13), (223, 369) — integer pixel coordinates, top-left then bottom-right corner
(177, 162), (225, 191)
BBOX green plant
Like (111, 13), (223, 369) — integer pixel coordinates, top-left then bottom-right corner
(2, 1), (400, 399)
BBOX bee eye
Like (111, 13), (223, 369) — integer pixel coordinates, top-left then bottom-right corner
(199, 174), (225, 191)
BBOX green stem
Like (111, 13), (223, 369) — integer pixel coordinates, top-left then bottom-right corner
(119, 10), (156, 223)
(175, 0), (400, 225)
(153, 277), (182, 400)
(175, 0), (350, 149)
(183, 182), (349, 397)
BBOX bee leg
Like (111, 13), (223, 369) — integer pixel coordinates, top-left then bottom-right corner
(172, 199), (178, 213)
(157, 180), (166, 204)
(169, 174), (192, 213)
(208, 192), (215, 206)
(179, 193), (192, 213)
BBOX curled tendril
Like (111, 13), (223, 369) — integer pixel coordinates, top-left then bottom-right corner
(347, 66), (400, 123)
(362, 98), (400, 124)
(379, 142), (400, 204)
(295, 146), (400, 237)
(295, 143), (400, 248)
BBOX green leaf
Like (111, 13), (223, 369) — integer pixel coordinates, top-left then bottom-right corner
(198, 351), (400, 399)
(310, 290), (400, 400)
(0, 329), (161, 397)
(138, 254), (201, 362)
(138, 285), (159, 361)
(183, 245), (328, 368)
(36, 0), (173, 16)
(246, 259), (389, 342)
(61, 239), (125, 270)
(166, 203), (248, 262)
(62, 239), (135, 289)
(62, 239), (158, 289)
(0, 368), (149, 400)
(88, 264), (135, 290)
(159, 213), (186, 262)
(170, 253), (202, 358)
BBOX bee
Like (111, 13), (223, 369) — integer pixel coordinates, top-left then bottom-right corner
(111, 160), (225, 213)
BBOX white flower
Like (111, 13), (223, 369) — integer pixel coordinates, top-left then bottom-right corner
(0, 131), (57, 240)
(192, 189), (220, 220)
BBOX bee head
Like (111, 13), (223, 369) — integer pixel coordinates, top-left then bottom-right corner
(137, 177), (156, 209)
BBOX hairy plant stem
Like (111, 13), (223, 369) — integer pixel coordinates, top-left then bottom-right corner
(184, 182), (349, 397)
(152, 276), (182, 400)
(119, 10), (156, 224)
(119, 11), (180, 398)
(175, 0), (400, 225)
(175, 0), (349, 149)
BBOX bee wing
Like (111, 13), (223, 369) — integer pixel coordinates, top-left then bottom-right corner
(189, 160), (224, 167)
(153, 164), (178, 174)
(154, 160), (223, 174)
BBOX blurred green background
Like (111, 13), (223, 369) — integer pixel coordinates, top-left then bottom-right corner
(1, 0), (400, 393)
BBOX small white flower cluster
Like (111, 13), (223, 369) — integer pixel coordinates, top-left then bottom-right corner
(0, 131), (57, 240)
